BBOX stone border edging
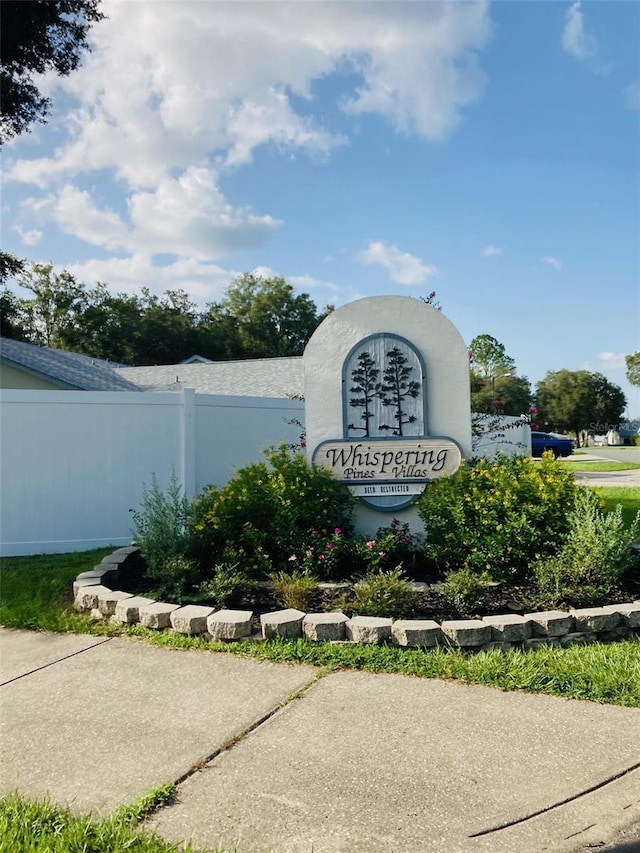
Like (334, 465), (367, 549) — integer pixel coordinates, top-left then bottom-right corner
(72, 547), (640, 651)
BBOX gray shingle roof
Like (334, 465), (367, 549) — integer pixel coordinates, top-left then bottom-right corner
(116, 357), (304, 398)
(0, 337), (142, 392)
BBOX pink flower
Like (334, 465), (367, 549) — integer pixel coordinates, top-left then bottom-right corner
(334, 527), (342, 535)
(288, 555), (297, 561)
(318, 554), (325, 560)
(306, 550), (313, 558)
(327, 542), (335, 549)
(366, 540), (375, 548)
(299, 439), (307, 448)
(379, 550), (386, 557)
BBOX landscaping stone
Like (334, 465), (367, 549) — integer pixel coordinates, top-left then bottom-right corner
(90, 608), (103, 621)
(441, 620), (491, 648)
(303, 612), (348, 642)
(603, 602), (640, 628)
(569, 608), (620, 633)
(114, 595), (156, 624)
(98, 589), (134, 616)
(261, 609), (306, 640)
(72, 577), (103, 596)
(139, 601), (181, 630)
(409, 582), (430, 593)
(391, 619), (442, 648)
(100, 546), (141, 566)
(560, 632), (597, 648)
(599, 627), (631, 643)
(482, 614), (531, 642)
(74, 584), (112, 612)
(523, 637), (561, 650)
(483, 641), (514, 652)
(170, 605), (214, 635)
(524, 610), (574, 637)
(346, 616), (392, 644)
(208, 610), (254, 640)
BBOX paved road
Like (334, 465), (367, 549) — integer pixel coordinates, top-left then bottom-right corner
(2, 628), (639, 853)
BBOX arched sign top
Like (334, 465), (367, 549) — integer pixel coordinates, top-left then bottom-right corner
(342, 333), (427, 440)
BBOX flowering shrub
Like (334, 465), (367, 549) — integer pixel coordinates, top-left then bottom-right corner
(189, 444), (355, 576)
(355, 518), (420, 574)
(284, 527), (351, 581)
(417, 453), (579, 582)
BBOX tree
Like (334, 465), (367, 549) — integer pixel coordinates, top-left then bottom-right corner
(626, 352), (640, 388)
(348, 351), (380, 436)
(207, 273), (323, 359)
(471, 373), (532, 417)
(535, 370), (626, 444)
(1, 0), (104, 144)
(17, 263), (88, 347)
(469, 334), (516, 379)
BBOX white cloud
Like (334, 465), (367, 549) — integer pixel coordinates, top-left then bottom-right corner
(624, 81), (640, 111)
(359, 240), (438, 285)
(599, 352), (627, 370)
(65, 255), (235, 305)
(540, 256), (563, 270)
(13, 225), (43, 246)
(6, 1), (492, 275)
(562, 2), (598, 61)
(561, 2), (609, 73)
(20, 169), (280, 262)
(482, 245), (502, 256)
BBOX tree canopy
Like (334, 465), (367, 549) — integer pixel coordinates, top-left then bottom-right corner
(626, 352), (640, 388)
(0, 0), (104, 144)
(0, 260), (329, 365)
(468, 334), (516, 379)
(535, 369), (626, 442)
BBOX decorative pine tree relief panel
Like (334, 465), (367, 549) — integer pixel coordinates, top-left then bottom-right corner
(343, 335), (425, 438)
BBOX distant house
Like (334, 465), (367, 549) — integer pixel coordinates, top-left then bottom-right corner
(0, 337), (141, 391)
(0, 337), (304, 398)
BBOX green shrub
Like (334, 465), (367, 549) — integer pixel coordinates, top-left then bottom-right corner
(130, 471), (195, 595)
(439, 568), (490, 615)
(199, 556), (257, 608)
(534, 487), (640, 603)
(269, 571), (317, 611)
(346, 567), (420, 618)
(417, 453), (578, 582)
(284, 527), (352, 581)
(189, 445), (355, 576)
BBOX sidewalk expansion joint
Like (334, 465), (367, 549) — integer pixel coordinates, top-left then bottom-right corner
(173, 673), (324, 787)
(0, 637), (114, 687)
(468, 762), (640, 838)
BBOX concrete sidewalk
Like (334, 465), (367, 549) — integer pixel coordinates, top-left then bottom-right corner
(1, 628), (639, 853)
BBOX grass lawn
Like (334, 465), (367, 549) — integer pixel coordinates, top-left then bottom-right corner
(563, 460), (640, 471)
(2, 547), (640, 708)
(0, 787), (214, 853)
(0, 548), (114, 632)
(598, 486), (640, 529)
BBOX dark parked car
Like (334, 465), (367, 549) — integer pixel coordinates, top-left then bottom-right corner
(531, 432), (573, 458)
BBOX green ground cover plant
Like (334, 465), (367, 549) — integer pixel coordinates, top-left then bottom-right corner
(0, 786), (215, 853)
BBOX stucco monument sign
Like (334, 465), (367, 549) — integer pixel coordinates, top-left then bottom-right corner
(304, 296), (471, 531)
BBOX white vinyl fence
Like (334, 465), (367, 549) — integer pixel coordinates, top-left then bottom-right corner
(0, 389), (303, 556)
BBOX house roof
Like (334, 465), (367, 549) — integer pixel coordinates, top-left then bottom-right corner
(0, 337), (142, 392)
(116, 357), (304, 398)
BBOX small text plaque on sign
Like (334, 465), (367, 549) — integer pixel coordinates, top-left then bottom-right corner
(312, 438), (462, 487)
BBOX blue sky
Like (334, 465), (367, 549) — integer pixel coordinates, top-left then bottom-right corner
(2, 0), (639, 415)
